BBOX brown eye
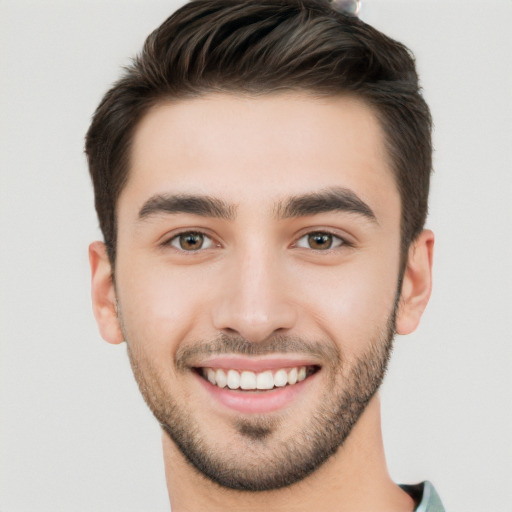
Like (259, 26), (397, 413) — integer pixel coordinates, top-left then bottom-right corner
(308, 232), (333, 250)
(295, 232), (344, 250)
(170, 232), (213, 251)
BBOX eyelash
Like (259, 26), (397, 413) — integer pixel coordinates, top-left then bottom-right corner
(164, 231), (216, 252)
(162, 229), (351, 253)
(293, 231), (348, 251)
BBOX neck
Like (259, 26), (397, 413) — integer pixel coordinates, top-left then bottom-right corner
(162, 395), (415, 512)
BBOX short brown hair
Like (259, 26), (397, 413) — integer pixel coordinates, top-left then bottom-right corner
(85, 0), (432, 264)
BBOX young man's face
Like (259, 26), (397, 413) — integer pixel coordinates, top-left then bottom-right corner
(91, 93), (431, 490)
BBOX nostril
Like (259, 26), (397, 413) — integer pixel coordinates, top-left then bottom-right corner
(212, 293), (299, 343)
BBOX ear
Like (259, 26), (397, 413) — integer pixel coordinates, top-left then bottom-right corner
(89, 241), (124, 345)
(395, 230), (434, 335)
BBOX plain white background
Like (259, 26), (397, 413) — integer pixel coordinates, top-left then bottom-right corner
(1, 1), (511, 510)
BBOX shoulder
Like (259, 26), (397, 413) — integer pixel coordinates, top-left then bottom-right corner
(399, 481), (446, 512)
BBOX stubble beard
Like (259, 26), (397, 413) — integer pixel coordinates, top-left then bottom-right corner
(122, 306), (397, 492)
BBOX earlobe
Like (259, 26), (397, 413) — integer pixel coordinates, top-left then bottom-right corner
(395, 230), (434, 335)
(89, 241), (124, 345)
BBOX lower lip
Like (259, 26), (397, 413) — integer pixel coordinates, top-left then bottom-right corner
(195, 371), (318, 414)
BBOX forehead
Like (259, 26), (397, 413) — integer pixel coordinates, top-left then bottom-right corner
(120, 93), (398, 220)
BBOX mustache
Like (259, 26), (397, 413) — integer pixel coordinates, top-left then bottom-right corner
(174, 333), (341, 371)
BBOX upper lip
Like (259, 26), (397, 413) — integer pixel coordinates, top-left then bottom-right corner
(193, 355), (320, 372)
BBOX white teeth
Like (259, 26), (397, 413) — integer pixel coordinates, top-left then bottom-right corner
(274, 369), (288, 387)
(207, 368), (216, 385)
(288, 367), (298, 385)
(227, 369), (240, 389)
(215, 369), (227, 388)
(256, 370), (274, 390)
(203, 366), (313, 390)
(240, 371), (257, 390)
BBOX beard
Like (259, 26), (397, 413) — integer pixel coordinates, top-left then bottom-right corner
(123, 307), (397, 492)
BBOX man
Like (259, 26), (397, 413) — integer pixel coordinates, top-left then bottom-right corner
(86, 0), (444, 510)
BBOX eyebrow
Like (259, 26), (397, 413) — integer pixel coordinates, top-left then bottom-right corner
(275, 187), (377, 223)
(137, 187), (377, 224)
(138, 194), (236, 220)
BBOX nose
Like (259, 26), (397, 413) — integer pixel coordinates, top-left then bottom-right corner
(212, 248), (298, 343)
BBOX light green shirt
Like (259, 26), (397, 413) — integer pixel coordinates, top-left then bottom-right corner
(400, 481), (445, 512)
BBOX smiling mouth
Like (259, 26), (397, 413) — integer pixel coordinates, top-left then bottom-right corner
(196, 365), (319, 391)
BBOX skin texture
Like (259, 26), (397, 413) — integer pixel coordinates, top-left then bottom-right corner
(90, 93), (434, 512)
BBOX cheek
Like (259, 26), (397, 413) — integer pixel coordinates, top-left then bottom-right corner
(115, 260), (215, 353)
(294, 255), (399, 354)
